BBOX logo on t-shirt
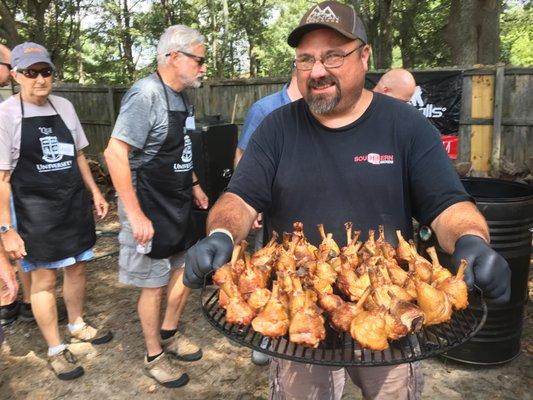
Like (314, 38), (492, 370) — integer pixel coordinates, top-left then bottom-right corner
(353, 153), (394, 165)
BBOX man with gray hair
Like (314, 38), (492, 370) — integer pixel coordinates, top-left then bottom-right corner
(104, 25), (208, 388)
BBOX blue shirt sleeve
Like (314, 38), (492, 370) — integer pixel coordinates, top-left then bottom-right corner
(238, 102), (268, 151)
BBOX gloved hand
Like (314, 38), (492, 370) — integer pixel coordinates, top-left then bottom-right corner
(184, 231), (233, 289)
(452, 234), (511, 303)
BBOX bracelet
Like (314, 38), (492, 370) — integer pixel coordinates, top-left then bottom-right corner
(191, 180), (200, 186)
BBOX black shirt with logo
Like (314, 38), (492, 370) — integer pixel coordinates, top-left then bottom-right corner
(227, 92), (471, 247)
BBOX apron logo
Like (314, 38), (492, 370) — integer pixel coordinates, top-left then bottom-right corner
(181, 135), (192, 163)
(38, 127), (53, 135)
(40, 136), (63, 163)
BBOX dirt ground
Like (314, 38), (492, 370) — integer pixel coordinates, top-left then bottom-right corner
(1, 203), (532, 400)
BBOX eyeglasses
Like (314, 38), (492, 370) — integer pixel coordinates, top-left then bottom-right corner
(165, 50), (206, 66)
(294, 42), (365, 71)
(17, 67), (54, 79)
(0, 62), (11, 69)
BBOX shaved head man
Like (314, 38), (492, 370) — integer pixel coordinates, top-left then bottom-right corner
(374, 68), (416, 102)
(0, 44), (11, 86)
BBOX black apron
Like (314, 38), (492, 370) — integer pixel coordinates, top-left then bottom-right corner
(11, 96), (96, 263)
(135, 72), (194, 259)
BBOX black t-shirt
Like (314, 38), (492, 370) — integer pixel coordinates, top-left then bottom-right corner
(227, 92), (471, 247)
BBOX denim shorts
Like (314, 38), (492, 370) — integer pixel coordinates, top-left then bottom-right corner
(10, 196), (94, 273)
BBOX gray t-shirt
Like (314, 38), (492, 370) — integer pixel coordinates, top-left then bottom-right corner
(111, 73), (188, 179)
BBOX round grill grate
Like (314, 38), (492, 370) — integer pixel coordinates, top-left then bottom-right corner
(201, 284), (487, 367)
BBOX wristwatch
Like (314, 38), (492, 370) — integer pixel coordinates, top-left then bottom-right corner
(0, 224), (14, 234)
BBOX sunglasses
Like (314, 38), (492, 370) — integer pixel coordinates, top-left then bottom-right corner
(0, 62), (11, 69)
(165, 50), (205, 66)
(18, 67), (54, 79)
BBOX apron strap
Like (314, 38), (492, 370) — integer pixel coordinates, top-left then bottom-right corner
(155, 71), (191, 116)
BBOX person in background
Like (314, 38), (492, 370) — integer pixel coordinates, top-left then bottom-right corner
(234, 68), (302, 366)
(0, 242), (17, 345)
(234, 69), (302, 166)
(183, 1), (510, 399)
(104, 25), (208, 389)
(0, 42), (112, 381)
(0, 44), (19, 345)
(0, 43), (33, 327)
(373, 68), (417, 102)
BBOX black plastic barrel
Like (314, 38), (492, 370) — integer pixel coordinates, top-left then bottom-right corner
(439, 178), (533, 365)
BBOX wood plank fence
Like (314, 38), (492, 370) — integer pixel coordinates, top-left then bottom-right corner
(1, 66), (531, 176)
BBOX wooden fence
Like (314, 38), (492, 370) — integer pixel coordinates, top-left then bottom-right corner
(1, 66), (531, 176)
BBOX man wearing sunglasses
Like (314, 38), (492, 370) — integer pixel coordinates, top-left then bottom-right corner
(104, 25), (208, 389)
(184, 1), (510, 399)
(0, 42), (112, 380)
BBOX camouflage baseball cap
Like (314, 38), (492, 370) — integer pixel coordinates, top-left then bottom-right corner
(288, 1), (367, 47)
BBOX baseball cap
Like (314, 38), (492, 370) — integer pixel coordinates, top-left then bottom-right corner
(288, 1), (367, 47)
(11, 42), (55, 70)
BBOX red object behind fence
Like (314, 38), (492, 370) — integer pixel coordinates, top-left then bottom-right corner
(441, 135), (459, 160)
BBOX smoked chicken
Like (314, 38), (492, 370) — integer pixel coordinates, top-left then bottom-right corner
(213, 222), (469, 351)
(436, 259), (469, 310)
(252, 281), (290, 337)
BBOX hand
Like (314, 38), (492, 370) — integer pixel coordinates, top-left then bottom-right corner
(0, 261), (18, 303)
(1, 230), (26, 260)
(93, 190), (109, 219)
(127, 209), (154, 245)
(452, 235), (511, 303)
(252, 213), (263, 230)
(192, 185), (209, 209)
(183, 231), (233, 289)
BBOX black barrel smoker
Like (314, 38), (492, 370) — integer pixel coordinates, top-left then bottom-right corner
(437, 178), (533, 365)
(189, 122), (238, 243)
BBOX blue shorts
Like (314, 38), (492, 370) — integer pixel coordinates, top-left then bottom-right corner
(10, 196), (94, 273)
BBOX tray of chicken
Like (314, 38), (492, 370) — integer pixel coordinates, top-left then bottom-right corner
(201, 223), (487, 366)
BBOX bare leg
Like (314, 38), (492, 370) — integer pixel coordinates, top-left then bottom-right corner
(161, 268), (190, 331)
(31, 268), (61, 347)
(17, 261), (31, 304)
(138, 287), (163, 356)
(63, 262), (86, 325)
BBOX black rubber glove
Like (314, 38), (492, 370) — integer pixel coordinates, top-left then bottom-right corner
(452, 234), (511, 303)
(184, 232), (233, 289)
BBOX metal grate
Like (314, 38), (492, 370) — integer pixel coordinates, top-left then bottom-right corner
(201, 285), (487, 367)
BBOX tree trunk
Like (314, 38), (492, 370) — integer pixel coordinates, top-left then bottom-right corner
(353, 0), (393, 70)
(121, 0), (135, 80)
(445, 0), (501, 66)
(397, 0), (421, 68)
(0, 2), (22, 46)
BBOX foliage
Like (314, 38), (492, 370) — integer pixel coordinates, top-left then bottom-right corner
(0, 0), (530, 85)
(500, 3), (532, 66)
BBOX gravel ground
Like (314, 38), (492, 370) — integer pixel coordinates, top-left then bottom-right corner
(1, 205), (532, 400)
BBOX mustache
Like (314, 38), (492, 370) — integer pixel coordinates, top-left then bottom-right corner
(308, 75), (339, 89)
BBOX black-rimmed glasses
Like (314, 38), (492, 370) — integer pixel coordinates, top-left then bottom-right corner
(165, 50), (206, 66)
(294, 42), (365, 71)
(17, 67), (54, 79)
(0, 62), (11, 69)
